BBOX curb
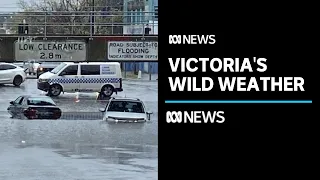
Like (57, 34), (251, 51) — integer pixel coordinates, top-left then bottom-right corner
(123, 78), (158, 82)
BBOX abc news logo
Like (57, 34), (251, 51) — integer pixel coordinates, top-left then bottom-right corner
(168, 35), (216, 45)
(166, 111), (225, 123)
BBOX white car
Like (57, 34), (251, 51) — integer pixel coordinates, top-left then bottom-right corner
(99, 98), (153, 123)
(13, 60), (40, 75)
(0, 63), (27, 86)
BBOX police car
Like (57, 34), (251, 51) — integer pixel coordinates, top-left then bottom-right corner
(99, 98), (153, 123)
(37, 62), (123, 97)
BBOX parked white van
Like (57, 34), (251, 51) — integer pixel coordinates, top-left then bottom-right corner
(37, 62), (123, 97)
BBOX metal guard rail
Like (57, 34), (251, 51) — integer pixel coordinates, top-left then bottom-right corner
(0, 11), (158, 36)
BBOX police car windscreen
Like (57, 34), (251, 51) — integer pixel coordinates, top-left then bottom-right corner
(107, 101), (145, 113)
(51, 63), (66, 74)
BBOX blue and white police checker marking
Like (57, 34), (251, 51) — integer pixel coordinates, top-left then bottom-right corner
(48, 78), (121, 84)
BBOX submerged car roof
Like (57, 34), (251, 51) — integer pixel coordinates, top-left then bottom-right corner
(39, 62), (61, 65)
(23, 95), (51, 99)
(22, 95), (56, 104)
(111, 98), (143, 102)
(40, 62), (61, 64)
(1, 62), (17, 65)
(22, 95), (53, 99)
(1, 63), (22, 67)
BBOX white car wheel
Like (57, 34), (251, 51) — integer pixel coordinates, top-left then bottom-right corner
(13, 76), (23, 86)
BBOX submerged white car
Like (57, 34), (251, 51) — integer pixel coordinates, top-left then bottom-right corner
(0, 63), (27, 86)
(99, 98), (153, 123)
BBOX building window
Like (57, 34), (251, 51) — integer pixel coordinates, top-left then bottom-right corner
(137, 9), (141, 24)
(154, 6), (158, 19)
(132, 10), (136, 24)
(127, 12), (132, 24)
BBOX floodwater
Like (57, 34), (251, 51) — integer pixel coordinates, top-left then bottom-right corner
(0, 79), (158, 180)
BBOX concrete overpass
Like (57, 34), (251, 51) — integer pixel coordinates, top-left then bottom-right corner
(0, 34), (158, 62)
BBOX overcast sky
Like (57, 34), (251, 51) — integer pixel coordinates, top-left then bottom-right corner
(0, 0), (21, 12)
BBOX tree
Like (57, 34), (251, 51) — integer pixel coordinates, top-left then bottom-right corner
(10, 0), (124, 35)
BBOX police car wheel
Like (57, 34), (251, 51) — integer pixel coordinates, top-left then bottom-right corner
(101, 85), (114, 97)
(13, 76), (23, 86)
(49, 84), (62, 96)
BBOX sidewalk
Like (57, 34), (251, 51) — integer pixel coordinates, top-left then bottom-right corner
(122, 72), (158, 82)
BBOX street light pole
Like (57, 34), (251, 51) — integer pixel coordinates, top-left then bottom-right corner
(92, 0), (95, 35)
(22, 19), (26, 42)
(89, 0), (95, 38)
(44, 0), (48, 40)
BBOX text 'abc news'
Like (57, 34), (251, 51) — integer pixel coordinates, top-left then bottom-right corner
(166, 35), (307, 124)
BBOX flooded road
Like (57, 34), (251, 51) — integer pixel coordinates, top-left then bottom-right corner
(0, 79), (158, 180)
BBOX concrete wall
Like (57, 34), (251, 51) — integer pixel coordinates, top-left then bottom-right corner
(124, 61), (158, 73)
(0, 35), (158, 62)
